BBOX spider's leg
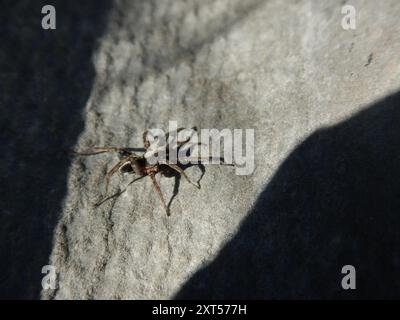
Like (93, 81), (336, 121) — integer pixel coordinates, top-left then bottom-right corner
(176, 141), (206, 159)
(180, 157), (235, 166)
(145, 128), (190, 156)
(166, 163), (200, 189)
(177, 138), (205, 148)
(73, 149), (107, 156)
(74, 147), (132, 156)
(93, 175), (146, 207)
(149, 173), (169, 216)
(177, 137), (190, 148)
(166, 127), (193, 149)
(165, 127), (185, 141)
(143, 130), (150, 150)
(104, 158), (129, 192)
(168, 128), (202, 156)
(94, 147), (131, 153)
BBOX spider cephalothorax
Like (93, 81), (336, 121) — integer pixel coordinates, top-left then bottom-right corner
(75, 128), (232, 215)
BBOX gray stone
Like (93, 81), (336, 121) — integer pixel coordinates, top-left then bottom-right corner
(1, 0), (400, 299)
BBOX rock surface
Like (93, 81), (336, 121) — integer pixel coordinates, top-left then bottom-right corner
(1, 0), (400, 299)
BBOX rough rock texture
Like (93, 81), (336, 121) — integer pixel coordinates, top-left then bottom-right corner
(1, 0), (400, 299)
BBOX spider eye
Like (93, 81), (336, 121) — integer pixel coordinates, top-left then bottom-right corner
(119, 162), (133, 173)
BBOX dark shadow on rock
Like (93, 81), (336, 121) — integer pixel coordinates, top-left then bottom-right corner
(175, 91), (400, 299)
(164, 162), (206, 214)
(0, 1), (111, 299)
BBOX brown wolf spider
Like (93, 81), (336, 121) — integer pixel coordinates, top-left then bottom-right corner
(74, 128), (233, 216)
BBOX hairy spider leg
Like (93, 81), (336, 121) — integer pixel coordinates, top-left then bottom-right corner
(142, 130), (150, 150)
(93, 175), (146, 207)
(149, 173), (169, 216)
(104, 158), (130, 192)
(166, 163), (200, 189)
(74, 147), (136, 157)
(179, 156), (235, 166)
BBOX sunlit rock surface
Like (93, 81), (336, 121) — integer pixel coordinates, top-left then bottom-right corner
(3, 0), (399, 299)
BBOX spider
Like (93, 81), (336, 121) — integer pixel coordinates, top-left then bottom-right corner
(74, 128), (233, 216)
